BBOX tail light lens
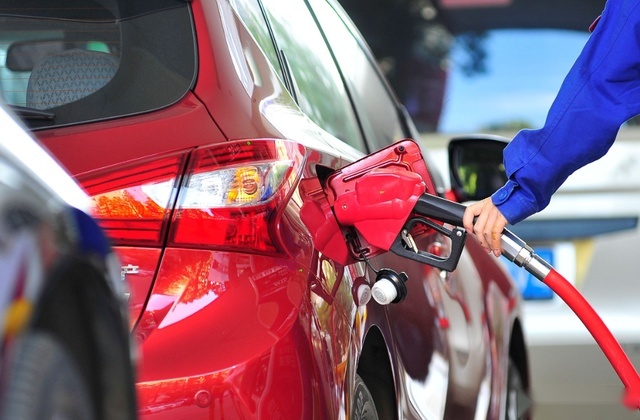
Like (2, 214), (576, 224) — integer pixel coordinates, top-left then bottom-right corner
(81, 153), (186, 246)
(80, 139), (305, 254)
(169, 140), (304, 254)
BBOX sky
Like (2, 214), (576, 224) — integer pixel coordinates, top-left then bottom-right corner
(438, 29), (590, 133)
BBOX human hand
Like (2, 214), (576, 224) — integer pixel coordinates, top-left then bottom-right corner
(462, 198), (508, 257)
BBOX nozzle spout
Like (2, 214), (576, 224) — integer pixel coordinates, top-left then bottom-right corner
(500, 228), (552, 280)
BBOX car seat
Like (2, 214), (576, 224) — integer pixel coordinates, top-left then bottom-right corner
(26, 49), (119, 110)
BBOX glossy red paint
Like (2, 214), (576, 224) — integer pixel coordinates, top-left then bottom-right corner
(133, 246), (358, 417)
(192, 0), (291, 142)
(38, 95), (224, 177)
(117, 247), (162, 329)
(135, 249), (307, 380)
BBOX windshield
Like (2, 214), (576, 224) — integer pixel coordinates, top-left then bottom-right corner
(0, 0), (196, 129)
(440, 29), (589, 134)
(439, 29), (589, 135)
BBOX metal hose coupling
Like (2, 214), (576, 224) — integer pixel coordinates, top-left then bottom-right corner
(500, 228), (552, 281)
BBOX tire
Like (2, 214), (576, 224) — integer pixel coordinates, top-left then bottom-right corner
(33, 257), (137, 420)
(351, 374), (379, 420)
(83, 273), (137, 420)
(505, 359), (530, 420)
(0, 332), (95, 420)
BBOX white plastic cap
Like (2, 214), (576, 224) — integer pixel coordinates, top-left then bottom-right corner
(372, 279), (398, 305)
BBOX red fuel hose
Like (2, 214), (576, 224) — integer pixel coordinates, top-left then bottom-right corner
(544, 269), (640, 410)
(386, 193), (640, 410)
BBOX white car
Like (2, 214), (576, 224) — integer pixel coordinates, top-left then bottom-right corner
(0, 104), (137, 419)
(434, 130), (640, 420)
(416, 24), (640, 419)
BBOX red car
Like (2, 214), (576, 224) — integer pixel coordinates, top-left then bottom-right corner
(0, 0), (530, 418)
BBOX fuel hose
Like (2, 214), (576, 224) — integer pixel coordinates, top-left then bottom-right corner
(418, 193), (640, 410)
(543, 268), (640, 409)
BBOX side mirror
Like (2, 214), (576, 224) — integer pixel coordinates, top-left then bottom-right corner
(448, 135), (509, 202)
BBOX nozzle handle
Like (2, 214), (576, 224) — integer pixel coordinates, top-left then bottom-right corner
(390, 193), (468, 272)
(413, 193), (467, 226)
(412, 194), (551, 278)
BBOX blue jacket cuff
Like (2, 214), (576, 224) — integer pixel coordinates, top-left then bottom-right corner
(491, 181), (537, 225)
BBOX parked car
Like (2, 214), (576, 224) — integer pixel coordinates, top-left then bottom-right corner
(425, 27), (640, 419)
(0, 103), (137, 418)
(0, 1), (529, 418)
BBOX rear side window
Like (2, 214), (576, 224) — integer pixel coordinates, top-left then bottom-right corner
(0, 0), (196, 129)
(259, 0), (365, 151)
(309, 0), (406, 152)
(229, 0), (281, 72)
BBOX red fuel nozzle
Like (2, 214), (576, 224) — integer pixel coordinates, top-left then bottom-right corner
(301, 139), (432, 265)
(301, 139), (468, 270)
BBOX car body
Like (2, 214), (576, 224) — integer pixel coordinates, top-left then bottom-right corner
(0, 1), (529, 418)
(425, 28), (640, 419)
(0, 103), (136, 418)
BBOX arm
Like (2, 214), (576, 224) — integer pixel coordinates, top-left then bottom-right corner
(465, 0), (640, 253)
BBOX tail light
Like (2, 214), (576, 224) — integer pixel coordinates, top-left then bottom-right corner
(81, 153), (186, 247)
(81, 139), (305, 254)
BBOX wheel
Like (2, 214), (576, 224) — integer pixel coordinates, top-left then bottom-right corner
(0, 332), (95, 420)
(32, 257), (137, 420)
(505, 359), (531, 420)
(351, 374), (379, 420)
(84, 272), (137, 420)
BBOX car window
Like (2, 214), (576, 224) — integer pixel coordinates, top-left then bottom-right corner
(259, 0), (365, 151)
(309, 0), (405, 152)
(0, 0), (196, 129)
(228, 0), (281, 75)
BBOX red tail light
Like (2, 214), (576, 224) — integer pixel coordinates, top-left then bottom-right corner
(169, 140), (305, 254)
(81, 153), (186, 246)
(80, 140), (305, 253)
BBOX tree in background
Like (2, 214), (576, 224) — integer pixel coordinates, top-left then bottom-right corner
(339, 0), (487, 132)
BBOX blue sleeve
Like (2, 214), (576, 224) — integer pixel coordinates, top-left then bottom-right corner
(491, 0), (640, 224)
